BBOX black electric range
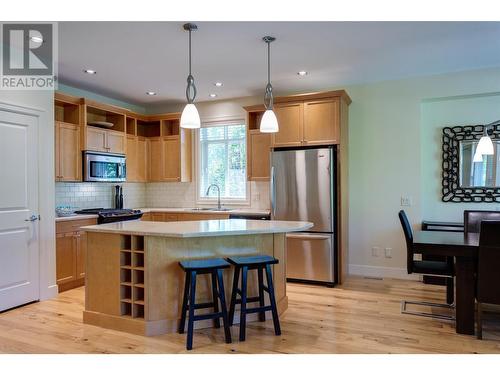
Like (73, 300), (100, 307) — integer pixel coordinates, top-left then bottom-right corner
(74, 208), (143, 224)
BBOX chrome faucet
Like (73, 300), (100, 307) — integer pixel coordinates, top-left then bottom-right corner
(206, 184), (222, 210)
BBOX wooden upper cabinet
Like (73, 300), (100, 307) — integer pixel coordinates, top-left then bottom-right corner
(106, 131), (126, 154)
(148, 137), (163, 182)
(126, 135), (138, 182)
(303, 98), (340, 145)
(248, 131), (271, 180)
(86, 127), (107, 152)
(163, 137), (180, 181)
(136, 137), (148, 182)
(55, 121), (81, 181)
(272, 102), (304, 147)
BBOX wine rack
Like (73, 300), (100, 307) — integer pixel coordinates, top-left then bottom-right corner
(120, 235), (145, 319)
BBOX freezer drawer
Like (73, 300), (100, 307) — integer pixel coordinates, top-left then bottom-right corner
(286, 232), (335, 283)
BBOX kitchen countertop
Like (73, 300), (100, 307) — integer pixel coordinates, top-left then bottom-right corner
(81, 219), (312, 238)
(55, 214), (98, 222)
(55, 207), (270, 222)
(138, 207), (270, 215)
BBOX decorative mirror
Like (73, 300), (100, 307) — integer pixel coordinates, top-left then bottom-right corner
(442, 124), (500, 202)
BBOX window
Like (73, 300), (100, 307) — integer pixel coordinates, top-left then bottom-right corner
(198, 122), (247, 202)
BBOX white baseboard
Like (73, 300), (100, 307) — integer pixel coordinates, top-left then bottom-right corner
(348, 264), (421, 280)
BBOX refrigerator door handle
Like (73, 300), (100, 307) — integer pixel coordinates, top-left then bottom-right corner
(286, 233), (332, 240)
(270, 166), (276, 218)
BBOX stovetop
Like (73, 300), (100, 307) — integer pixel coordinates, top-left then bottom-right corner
(74, 208), (143, 223)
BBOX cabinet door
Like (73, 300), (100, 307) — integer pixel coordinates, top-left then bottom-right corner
(248, 131), (271, 180)
(272, 102), (304, 147)
(86, 127), (107, 152)
(137, 137), (148, 182)
(56, 232), (77, 284)
(58, 122), (81, 181)
(126, 135), (138, 182)
(303, 98), (340, 145)
(163, 137), (180, 181)
(76, 231), (87, 279)
(152, 212), (166, 221)
(148, 138), (163, 182)
(106, 131), (126, 154)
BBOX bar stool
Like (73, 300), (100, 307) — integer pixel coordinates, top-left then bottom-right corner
(178, 258), (232, 350)
(227, 255), (281, 341)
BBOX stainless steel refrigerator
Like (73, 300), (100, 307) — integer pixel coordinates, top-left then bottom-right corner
(270, 146), (337, 286)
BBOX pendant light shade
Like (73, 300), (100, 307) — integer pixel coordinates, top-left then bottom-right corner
(476, 134), (494, 155)
(180, 23), (200, 129)
(260, 36), (278, 133)
(180, 103), (201, 129)
(260, 109), (279, 133)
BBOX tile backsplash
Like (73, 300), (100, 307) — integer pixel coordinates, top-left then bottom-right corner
(55, 182), (146, 210)
(55, 181), (269, 211)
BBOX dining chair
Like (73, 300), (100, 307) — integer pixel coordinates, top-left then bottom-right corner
(476, 220), (500, 339)
(464, 210), (500, 235)
(398, 210), (455, 320)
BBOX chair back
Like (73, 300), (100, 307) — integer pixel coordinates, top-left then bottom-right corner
(398, 210), (414, 274)
(477, 220), (500, 304)
(464, 210), (500, 234)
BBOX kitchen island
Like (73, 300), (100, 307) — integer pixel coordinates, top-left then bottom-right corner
(81, 219), (312, 336)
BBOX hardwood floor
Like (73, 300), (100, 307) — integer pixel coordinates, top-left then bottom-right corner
(1, 277), (499, 353)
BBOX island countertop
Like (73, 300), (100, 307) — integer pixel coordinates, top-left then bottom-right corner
(81, 219), (313, 238)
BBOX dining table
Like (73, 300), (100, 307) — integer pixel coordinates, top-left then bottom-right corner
(412, 230), (479, 335)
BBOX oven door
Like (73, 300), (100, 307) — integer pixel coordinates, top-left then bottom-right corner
(84, 152), (126, 182)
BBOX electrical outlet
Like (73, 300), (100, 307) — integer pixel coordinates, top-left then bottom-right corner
(384, 247), (392, 258)
(400, 196), (413, 207)
(371, 246), (380, 257)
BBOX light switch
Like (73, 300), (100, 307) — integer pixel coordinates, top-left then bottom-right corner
(401, 196), (412, 207)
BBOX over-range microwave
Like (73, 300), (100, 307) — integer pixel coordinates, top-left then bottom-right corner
(83, 151), (126, 182)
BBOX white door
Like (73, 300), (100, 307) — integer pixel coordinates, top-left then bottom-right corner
(0, 108), (39, 311)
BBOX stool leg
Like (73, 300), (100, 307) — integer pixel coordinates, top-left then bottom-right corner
(211, 270), (221, 328)
(239, 266), (248, 341)
(265, 264), (281, 336)
(446, 277), (454, 305)
(186, 270), (197, 350)
(217, 268), (232, 344)
(257, 267), (266, 322)
(228, 266), (240, 326)
(178, 271), (191, 334)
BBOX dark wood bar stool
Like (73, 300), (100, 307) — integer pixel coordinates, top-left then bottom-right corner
(227, 255), (281, 341)
(178, 258), (232, 350)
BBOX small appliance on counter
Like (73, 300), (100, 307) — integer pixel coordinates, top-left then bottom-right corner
(73, 208), (143, 224)
(114, 185), (123, 209)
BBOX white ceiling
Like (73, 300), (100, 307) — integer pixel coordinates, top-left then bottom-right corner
(58, 22), (500, 107)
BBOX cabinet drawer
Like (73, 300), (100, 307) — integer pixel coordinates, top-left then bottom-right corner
(56, 218), (97, 234)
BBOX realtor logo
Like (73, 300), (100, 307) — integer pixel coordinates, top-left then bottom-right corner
(1, 22), (57, 90)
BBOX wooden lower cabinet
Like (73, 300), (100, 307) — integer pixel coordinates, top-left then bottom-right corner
(141, 211), (230, 222)
(56, 218), (97, 292)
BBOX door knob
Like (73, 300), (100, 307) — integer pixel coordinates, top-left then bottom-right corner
(25, 215), (39, 222)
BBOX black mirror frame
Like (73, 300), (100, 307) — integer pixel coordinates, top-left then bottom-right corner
(442, 124), (500, 203)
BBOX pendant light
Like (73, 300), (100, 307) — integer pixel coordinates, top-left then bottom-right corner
(180, 23), (201, 129)
(260, 36), (279, 133)
(475, 124), (494, 156)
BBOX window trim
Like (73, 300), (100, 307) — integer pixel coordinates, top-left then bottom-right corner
(195, 118), (250, 207)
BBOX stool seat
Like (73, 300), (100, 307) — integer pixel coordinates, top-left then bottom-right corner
(227, 255), (278, 266)
(179, 258), (230, 271)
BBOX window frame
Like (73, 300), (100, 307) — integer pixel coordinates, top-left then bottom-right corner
(195, 118), (250, 206)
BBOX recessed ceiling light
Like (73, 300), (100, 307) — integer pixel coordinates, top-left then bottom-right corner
(209, 93), (217, 98)
(146, 91), (157, 96)
(214, 82), (223, 87)
(29, 36), (43, 43)
(297, 71), (308, 76)
(83, 69), (97, 75)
